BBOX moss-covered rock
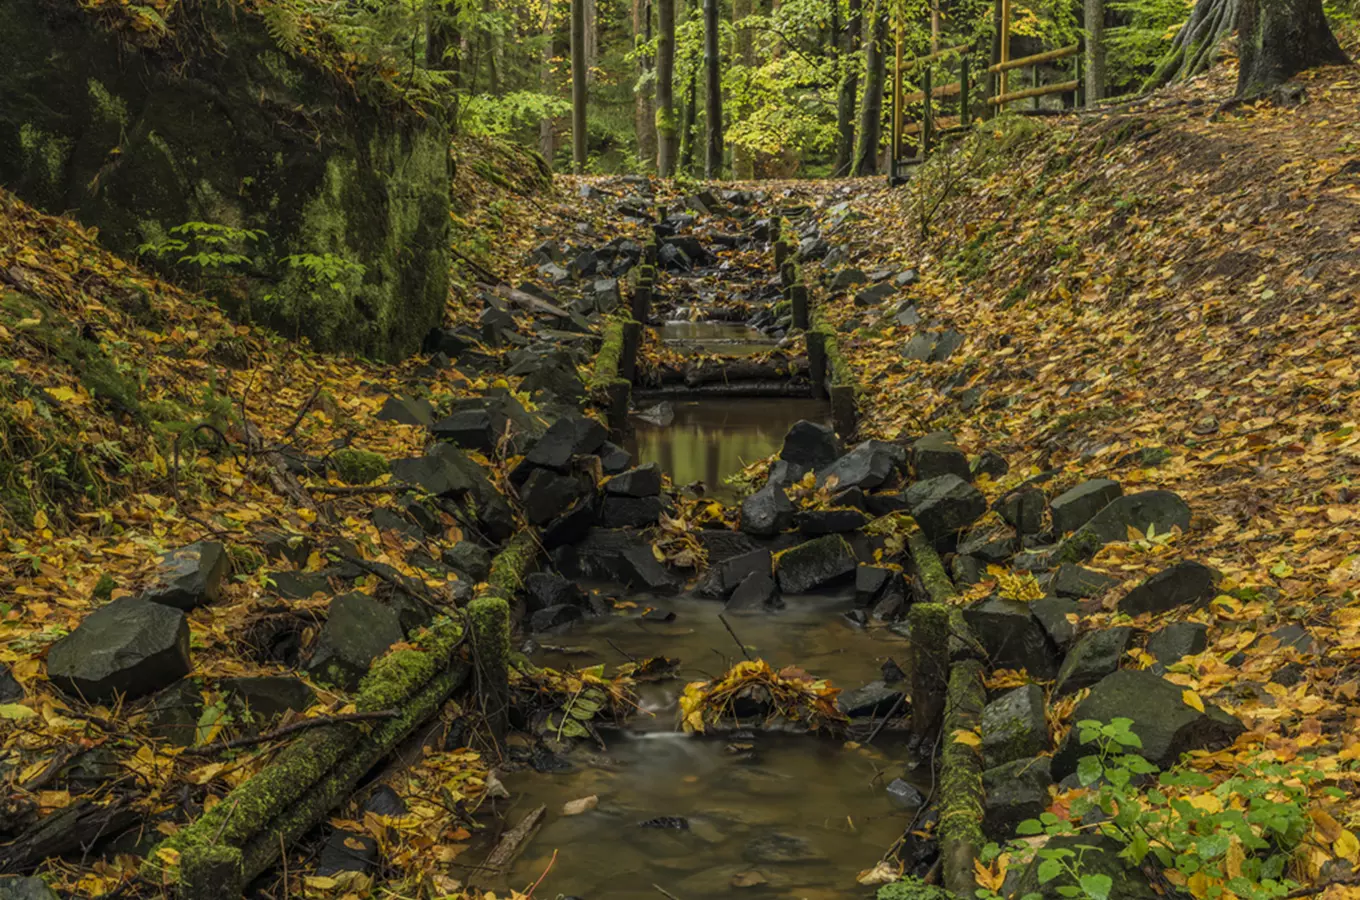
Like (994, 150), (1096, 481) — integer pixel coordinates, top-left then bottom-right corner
(0, 0), (450, 359)
(330, 448), (389, 485)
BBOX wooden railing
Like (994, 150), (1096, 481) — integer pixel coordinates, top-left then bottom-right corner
(891, 41), (974, 176)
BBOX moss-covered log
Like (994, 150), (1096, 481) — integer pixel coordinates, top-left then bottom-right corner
(468, 596), (512, 744)
(939, 658), (986, 898)
(0, 0), (450, 359)
(907, 530), (956, 604)
(589, 317), (632, 431)
(486, 530), (541, 600)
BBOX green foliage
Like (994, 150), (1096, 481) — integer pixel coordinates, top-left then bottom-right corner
(137, 222), (265, 272)
(878, 877), (954, 900)
(279, 252), (366, 294)
(330, 448), (389, 485)
(1106, 0), (1190, 93)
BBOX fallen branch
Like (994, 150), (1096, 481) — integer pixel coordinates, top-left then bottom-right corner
(307, 483), (409, 496)
(195, 710), (400, 753)
(476, 804), (546, 880)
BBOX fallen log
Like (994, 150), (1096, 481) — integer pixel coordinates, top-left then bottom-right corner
(472, 804), (547, 888)
(633, 381), (815, 400)
(683, 358), (808, 387)
(939, 659), (986, 897)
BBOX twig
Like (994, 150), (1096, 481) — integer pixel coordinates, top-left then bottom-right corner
(653, 885), (684, 900)
(277, 384), (323, 445)
(478, 805), (546, 876)
(194, 710), (399, 753)
(307, 484), (409, 496)
(864, 693), (906, 746)
(606, 637), (638, 663)
(717, 614), (752, 661)
(526, 848), (558, 897)
(1283, 872), (1360, 898)
(338, 551), (440, 612)
(450, 247), (503, 285)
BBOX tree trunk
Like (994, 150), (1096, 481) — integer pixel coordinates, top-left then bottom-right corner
(732, 0), (756, 179)
(1236, 0), (1349, 95)
(656, 0), (679, 175)
(540, 4), (556, 167)
(680, 72), (699, 173)
(853, 2), (887, 177)
(571, 0), (588, 172)
(703, 0), (724, 178)
(634, 0), (657, 168)
(834, 0), (862, 176)
(1084, 0), (1106, 103)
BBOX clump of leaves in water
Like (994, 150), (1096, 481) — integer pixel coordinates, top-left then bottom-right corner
(678, 659), (847, 734)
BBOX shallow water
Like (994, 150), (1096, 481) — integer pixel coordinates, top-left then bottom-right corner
(500, 595), (921, 899)
(623, 398), (831, 501)
(655, 321), (777, 357)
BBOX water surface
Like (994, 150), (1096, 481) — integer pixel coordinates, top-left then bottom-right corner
(655, 321), (778, 357)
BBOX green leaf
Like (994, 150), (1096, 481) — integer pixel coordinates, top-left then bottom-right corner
(1016, 819), (1044, 836)
(1079, 874), (1113, 900)
(0, 703), (36, 720)
(1037, 859), (1063, 884)
(1077, 756), (1103, 787)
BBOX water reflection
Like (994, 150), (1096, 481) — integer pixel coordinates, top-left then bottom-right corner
(624, 398), (831, 500)
(655, 321), (777, 357)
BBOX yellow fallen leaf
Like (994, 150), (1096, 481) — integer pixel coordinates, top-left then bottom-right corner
(952, 729), (982, 748)
(1335, 829), (1359, 863)
(1182, 689), (1205, 713)
(47, 386), (77, 403)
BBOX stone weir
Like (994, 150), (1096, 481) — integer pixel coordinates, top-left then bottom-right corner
(0, 0), (451, 360)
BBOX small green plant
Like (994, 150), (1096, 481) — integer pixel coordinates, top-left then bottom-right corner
(279, 252), (366, 292)
(137, 222), (266, 271)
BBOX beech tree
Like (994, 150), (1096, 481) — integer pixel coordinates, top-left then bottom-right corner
(703, 0), (723, 178)
(853, 1), (887, 177)
(656, 0), (678, 175)
(571, 0), (588, 171)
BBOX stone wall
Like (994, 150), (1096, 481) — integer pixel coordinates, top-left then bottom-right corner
(0, 0), (450, 359)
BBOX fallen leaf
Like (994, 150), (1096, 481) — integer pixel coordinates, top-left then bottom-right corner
(562, 795), (599, 816)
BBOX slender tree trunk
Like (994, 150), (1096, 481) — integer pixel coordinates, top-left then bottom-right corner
(1236, 0), (1349, 95)
(571, 0), (588, 172)
(586, 0), (599, 67)
(732, 0), (755, 179)
(680, 72), (699, 173)
(834, 0), (863, 175)
(853, 2), (887, 177)
(703, 0), (724, 178)
(1084, 0), (1106, 103)
(540, 3), (556, 166)
(634, 0), (657, 168)
(657, 0), (679, 175)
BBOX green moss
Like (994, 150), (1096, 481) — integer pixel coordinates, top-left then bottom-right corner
(486, 530), (538, 597)
(86, 78), (128, 127)
(877, 878), (954, 900)
(908, 529), (957, 603)
(589, 317), (628, 396)
(330, 448), (388, 485)
(939, 659), (987, 896)
(228, 544), (266, 574)
(17, 123), (70, 190)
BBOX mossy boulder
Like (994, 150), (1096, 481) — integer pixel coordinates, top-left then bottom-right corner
(330, 448), (390, 485)
(0, 0), (450, 359)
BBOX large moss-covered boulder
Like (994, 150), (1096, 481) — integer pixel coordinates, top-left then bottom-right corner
(0, 0), (450, 359)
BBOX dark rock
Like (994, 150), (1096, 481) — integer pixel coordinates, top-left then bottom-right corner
(524, 573), (588, 613)
(893, 303), (922, 327)
(843, 608), (869, 627)
(780, 420), (840, 469)
(866, 492), (910, 516)
(1054, 627), (1134, 696)
(998, 487), (1045, 535)
(1262, 624), (1323, 655)
(871, 573), (910, 621)
(983, 757), (1052, 840)
(599, 441), (633, 474)
(0, 877), (61, 900)
(1052, 669), (1245, 779)
(726, 569), (781, 614)
(981, 683), (1048, 768)
(740, 483), (795, 536)
(886, 778), (926, 809)
(398, 495), (441, 535)
(521, 360), (586, 404)
(519, 468), (590, 527)
(1062, 491), (1193, 561)
(144, 678), (204, 746)
(707, 549), (774, 599)
(424, 326), (477, 357)
(598, 495), (666, 528)
(1030, 596), (1080, 650)
(140, 541), (228, 611)
(1117, 561), (1216, 616)
(605, 463), (663, 497)
(390, 451), (475, 497)
(767, 459), (808, 488)
(640, 815), (690, 830)
(855, 565), (892, 605)
(372, 508), (424, 541)
(795, 508), (869, 535)
(817, 441), (903, 491)
(743, 833), (823, 864)
(47, 598), (191, 702)
(306, 593), (405, 691)
(317, 829), (378, 876)
(799, 236), (831, 261)
(541, 497), (598, 550)
(1146, 622), (1209, 664)
(895, 269), (919, 287)
(430, 408), (496, 454)
(441, 542), (492, 581)
(1270, 662), (1307, 686)
(531, 604), (585, 632)
(959, 526), (1015, 563)
(376, 395), (435, 428)
(963, 598), (1059, 679)
(906, 475), (987, 542)
(972, 451), (1009, 479)
(932, 329), (965, 361)
(775, 535), (856, 594)
(829, 268), (867, 291)
(1013, 545), (1060, 571)
(1052, 564), (1120, 599)
(526, 414), (608, 471)
(641, 607), (676, 622)
(913, 432), (971, 481)
(552, 529), (683, 594)
(364, 785), (408, 818)
(259, 531), (313, 566)
(1050, 479), (1123, 537)
(831, 487), (869, 510)
(1012, 835), (1158, 900)
(854, 283), (895, 307)
(951, 554), (986, 586)
(839, 680), (903, 718)
(662, 235), (713, 267)
(221, 676), (316, 724)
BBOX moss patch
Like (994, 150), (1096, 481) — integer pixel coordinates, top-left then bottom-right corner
(330, 448), (388, 485)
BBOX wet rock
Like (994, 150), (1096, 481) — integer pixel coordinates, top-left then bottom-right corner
(144, 678), (204, 746)
(598, 495), (666, 528)
(829, 268), (867, 291)
(912, 432), (971, 481)
(886, 778), (926, 809)
(817, 440), (902, 491)
(365, 785), (407, 818)
(1013, 545), (1060, 572)
(640, 815), (691, 829)
(839, 680), (903, 718)
(963, 598), (1059, 679)
(951, 554), (986, 586)
(542, 497), (599, 550)
(524, 573), (588, 612)
(430, 408), (496, 454)
(605, 463), (662, 498)
(642, 607), (676, 622)
(795, 507), (869, 535)
(743, 833), (824, 864)
(372, 507), (424, 542)
(708, 549), (775, 599)
(317, 829), (378, 876)
(531, 604), (585, 632)
(1052, 669), (1245, 779)
(221, 676), (316, 724)
(998, 487), (1045, 536)
(1030, 596), (1080, 651)
(780, 420), (840, 469)
(47, 598), (191, 702)
(1012, 835), (1158, 900)
(140, 541), (228, 611)
(866, 492), (910, 516)
(1054, 627), (1134, 696)
(1062, 491), (1192, 561)
(983, 757), (1053, 841)
(972, 450), (1010, 479)
(520, 468), (590, 527)
(981, 683), (1048, 768)
(871, 573), (910, 621)
(906, 475), (987, 542)
(856, 565), (892, 605)
(1117, 561), (1216, 616)
(552, 529), (682, 593)
(0, 877), (61, 900)
(634, 401), (675, 428)
(441, 542), (492, 581)
(854, 283), (895, 307)
(726, 570), (780, 613)
(376, 395), (435, 428)
(1050, 478), (1123, 537)
(767, 459), (807, 489)
(1146, 621), (1209, 665)
(775, 535), (857, 594)
(599, 441), (633, 474)
(740, 483), (795, 537)
(1052, 564), (1120, 599)
(959, 526), (1015, 564)
(525, 414), (608, 472)
(306, 593), (405, 691)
